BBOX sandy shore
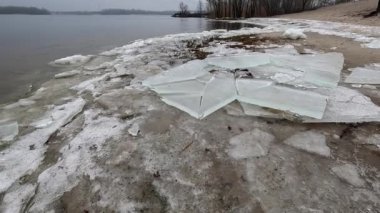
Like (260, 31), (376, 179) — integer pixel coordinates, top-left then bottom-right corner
(278, 0), (379, 26)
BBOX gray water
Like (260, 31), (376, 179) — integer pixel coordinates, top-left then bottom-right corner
(0, 15), (252, 104)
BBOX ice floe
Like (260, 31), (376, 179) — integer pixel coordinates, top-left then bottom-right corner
(52, 55), (91, 66)
(345, 64), (380, 85)
(283, 131), (331, 157)
(54, 70), (81, 79)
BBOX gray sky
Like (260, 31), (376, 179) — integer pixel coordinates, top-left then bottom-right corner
(0, 0), (201, 11)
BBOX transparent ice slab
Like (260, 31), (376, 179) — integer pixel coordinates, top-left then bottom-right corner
(236, 79), (328, 119)
(159, 72), (237, 119)
(206, 53), (271, 69)
(142, 60), (210, 87)
(345, 64), (380, 84)
(270, 53), (344, 87)
(304, 87), (380, 123)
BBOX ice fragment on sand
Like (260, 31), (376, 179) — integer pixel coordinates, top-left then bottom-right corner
(128, 123), (140, 136)
(283, 29), (307, 40)
(283, 131), (331, 157)
(228, 129), (275, 159)
(331, 164), (365, 187)
(0, 121), (19, 142)
(345, 64), (380, 84)
(237, 79), (328, 119)
(53, 55), (90, 66)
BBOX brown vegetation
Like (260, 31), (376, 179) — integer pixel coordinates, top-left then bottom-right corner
(206, 0), (352, 18)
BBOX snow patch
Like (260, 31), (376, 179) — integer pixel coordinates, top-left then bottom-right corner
(283, 29), (307, 40)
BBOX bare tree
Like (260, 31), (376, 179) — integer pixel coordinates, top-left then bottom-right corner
(179, 2), (190, 15)
(198, 0), (204, 14)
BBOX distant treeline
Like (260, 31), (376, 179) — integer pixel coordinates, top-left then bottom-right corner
(55, 9), (175, 15)
(206, 0), (352, 18)
(0, 6), (50, 15)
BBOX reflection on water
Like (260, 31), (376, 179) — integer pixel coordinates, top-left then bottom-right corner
(0, 15), (257, 104)
(207, 21), (262, 31)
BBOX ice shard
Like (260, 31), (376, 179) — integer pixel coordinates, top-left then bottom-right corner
(236, 79), (328, 119)
(271, 53), (344, 87)
(199, 72), (237, 118)
(159, 72), (237, 119)
(304, 87), (380, 123)
(142, 60), (210, 87)
(206, 53), (270, 69)
(345, 64), (380, 85)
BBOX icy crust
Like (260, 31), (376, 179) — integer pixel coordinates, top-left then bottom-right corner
(29, 110), (128, 212)
(0, 98), (85, 193)
(236, 18), (380, 49)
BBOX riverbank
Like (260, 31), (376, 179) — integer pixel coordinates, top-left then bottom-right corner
(1, 17), (380, 212)
(278, 0), (379, 26)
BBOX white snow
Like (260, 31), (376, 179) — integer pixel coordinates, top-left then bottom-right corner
(0, 98), (85, 193)
(228, 129), (275, 159)
(0, 184), (36, 213)
(29, 110), (127, 212)
(53, 55), (90, 66)
(283, 28), (307, 40)
(331, 164), (365, 187)
(283, 131), (331, 157)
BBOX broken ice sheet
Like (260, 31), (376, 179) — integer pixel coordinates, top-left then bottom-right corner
(345, 64), (380, 85)
(236, 79), (328, 119)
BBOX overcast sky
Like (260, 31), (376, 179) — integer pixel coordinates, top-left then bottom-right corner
(0, 0), (202, 11)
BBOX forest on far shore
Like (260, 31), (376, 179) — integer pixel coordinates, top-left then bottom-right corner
(0, 6), (50, 15)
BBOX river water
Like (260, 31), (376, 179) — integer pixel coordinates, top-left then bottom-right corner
(0, 15), (252, 104)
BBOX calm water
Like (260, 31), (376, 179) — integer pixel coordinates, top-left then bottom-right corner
(0, 15), (252, 104)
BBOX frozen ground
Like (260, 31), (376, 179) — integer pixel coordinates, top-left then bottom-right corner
(0, 18), (380, 212)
